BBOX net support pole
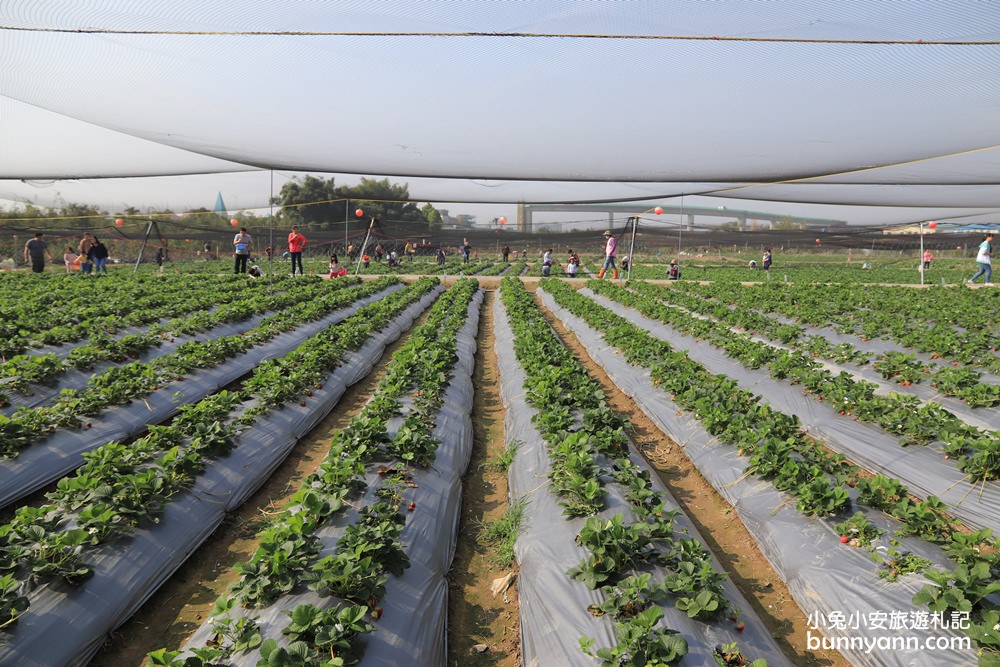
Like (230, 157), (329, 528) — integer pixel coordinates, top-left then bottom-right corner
(354, 215), (377, 276)
(626, 216), (638, 281)
(919, 222), (925, 286)
(133, 218), (156, 275)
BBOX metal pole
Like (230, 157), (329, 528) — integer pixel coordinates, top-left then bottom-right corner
(268, 170), (275, 287)
(133, 218), (155, 274)
(626, 216), (638, 281)
(919, 222), (925, 286)
(678, 196), (684, 266)
(354, 216), (377, 275)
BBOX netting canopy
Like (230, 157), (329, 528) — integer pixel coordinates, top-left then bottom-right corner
(2, 1), (1000, 214)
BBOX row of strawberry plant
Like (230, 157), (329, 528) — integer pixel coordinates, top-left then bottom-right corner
(153, 279), (480, 666)
(678, 280), (1000, 374)
(0, 272), (272, 357)
(650, 280), (1000, 409)
(540, 279), (997, 661)
(0, 278), (405, 513)
(498, 277), (780, 667)
(0, 279), (442, 665)
(587, 280), (998, 533)
(0, 276), (344, 405)
(0, 277), (394, 459)
(601, 279), (1000, 485)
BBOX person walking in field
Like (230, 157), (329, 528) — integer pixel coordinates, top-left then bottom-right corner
(762, 248), (772, 272)
(23, 232), (52, 273)
(969, 233), (993, 285)
(287, 225), (307, 276)
(502, 243), (510, 262)
(923, 249), (934, 270)
(88, 236), (109, 275)
(597, 230), (618, 279)
(233, 227), (252, 274)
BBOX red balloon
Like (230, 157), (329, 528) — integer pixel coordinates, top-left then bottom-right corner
(355, 209), (364, 218)
(654, 207), (663, 215)
(499, 217), (507, 225)
(815, 239), (821, 243)
(928, 221), (937, 229)
(115, 218), (123, 226)
(230, 219), (239, 226)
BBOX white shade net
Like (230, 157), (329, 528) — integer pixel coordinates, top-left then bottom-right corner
(2, 1), (999, 211)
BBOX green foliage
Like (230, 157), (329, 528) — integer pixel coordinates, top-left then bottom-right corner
(476, 498), (526, 569)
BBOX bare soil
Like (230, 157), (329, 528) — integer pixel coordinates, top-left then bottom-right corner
(446, 290), (520, 667)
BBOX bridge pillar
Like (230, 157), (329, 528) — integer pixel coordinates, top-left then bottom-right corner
(517, 202), (529, 232)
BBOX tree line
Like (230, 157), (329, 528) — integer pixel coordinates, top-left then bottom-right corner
(0, 176), (444, 233)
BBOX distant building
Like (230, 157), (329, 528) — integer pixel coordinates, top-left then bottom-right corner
(883, 224), (935, 235)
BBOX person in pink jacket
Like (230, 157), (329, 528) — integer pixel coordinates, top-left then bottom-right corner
(287, 225), (308, 276)
(597, 229), (618, 279)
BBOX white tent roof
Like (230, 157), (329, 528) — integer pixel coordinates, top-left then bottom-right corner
(2, 1), (999, 218)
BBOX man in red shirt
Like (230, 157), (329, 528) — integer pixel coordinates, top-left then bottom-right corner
(288, 225), (308, 275)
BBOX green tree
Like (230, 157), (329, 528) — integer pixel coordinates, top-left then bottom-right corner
(422, 203), (443, 231)
(271, 175), (341, 229)
(336, 178), (422, 225)
(60, 203), (107, 230)
(771, 217), (805, 231)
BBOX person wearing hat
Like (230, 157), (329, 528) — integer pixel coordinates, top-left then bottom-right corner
(668, 259), (681, 280)
(597, 229), (618, 279)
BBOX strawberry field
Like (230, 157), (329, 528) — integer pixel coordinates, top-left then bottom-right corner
(0, 265), (997, 667)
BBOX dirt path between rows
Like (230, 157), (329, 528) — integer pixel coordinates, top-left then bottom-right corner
(533, 290), (847, 667)
(447, 290), (520, 667)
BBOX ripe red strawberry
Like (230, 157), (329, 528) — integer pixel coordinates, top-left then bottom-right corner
(300, 400), (307, 407)
(840, 535), (849, 543)
(372, 607), (383, 620)
(735, 622), (745, 632)
(408, 501), (416, 512)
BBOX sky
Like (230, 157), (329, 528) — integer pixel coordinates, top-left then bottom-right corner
(2, 1), (999, 229)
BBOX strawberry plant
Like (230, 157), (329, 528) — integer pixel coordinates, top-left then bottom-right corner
(0, 574), (28, 630)
(587, 573), (663, 619)
(569, 515), (667, 589)
(281, 603), (372, 665)
(714, 641), (768, 667)
(580, 607), (688, 666)
(834, 512), (884, 548)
